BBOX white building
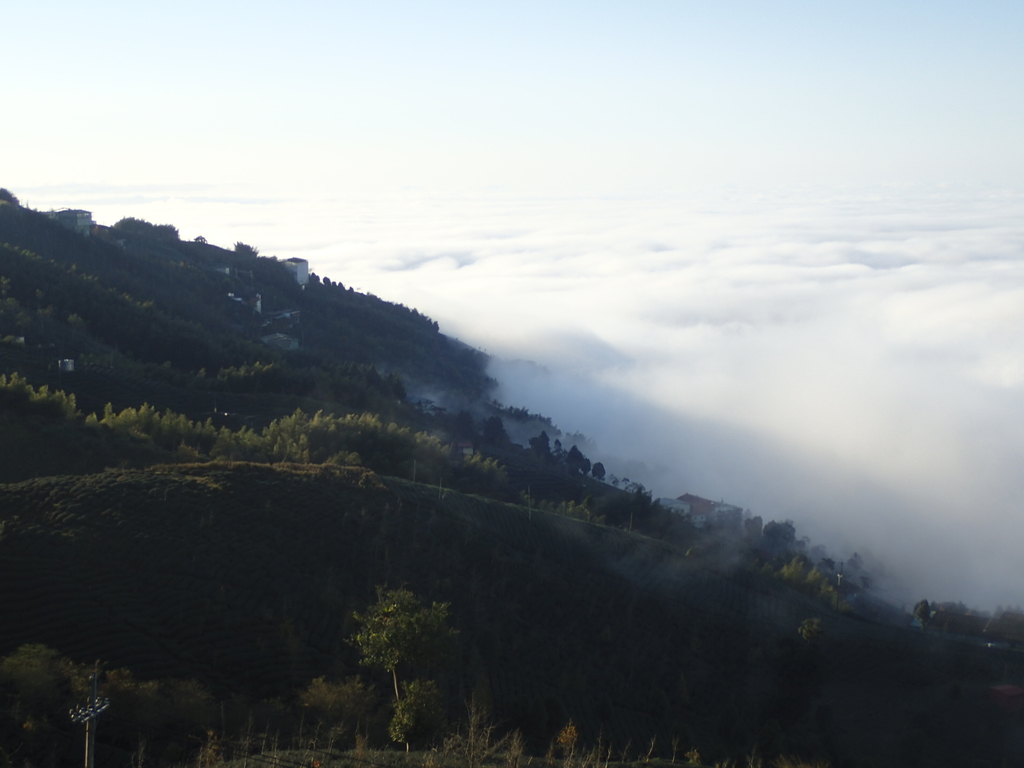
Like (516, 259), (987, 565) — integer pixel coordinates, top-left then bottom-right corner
(282, 257), (309, 286)
(657, 498), (691, 515)
(47, 209), (94, 236)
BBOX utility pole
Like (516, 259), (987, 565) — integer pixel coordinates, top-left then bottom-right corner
(70, 668), (110, 768)
(836, 561), (844, 612)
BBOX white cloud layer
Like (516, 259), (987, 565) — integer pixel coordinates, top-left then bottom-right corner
(17, 181), (1024, 609)
(7, 0), (1024, 613)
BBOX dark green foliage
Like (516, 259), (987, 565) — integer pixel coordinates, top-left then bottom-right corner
(0, 373), (172, 482)
(565, 445), (590, 476)
(101, 668), (216, 734)
(0, 644), (80, 711)
(595, 482), (654, 532)
(481, 415), (509, 446)
(389, 679), (444, 748)
(0, 372), (77, 420)
(0, 238), (255, 373)
(113, 217), (180, 241)
(233, 242), (259, 258)
(0, 373), (511, 498)
(529, 431), (551, 460)
(0, 200), (492, 406)
(758, 556), (845, 613)
(797, 618), (823, 644)
(0, 643), (218, 765)
(914, 599), (931, 625)
(0, 464), (700, 753)
(1, 191), (1009, 767)
(298, 675), (377, 739)
(497, 404), (553, 427)
(0, 464), (1017, 767)
(352, 587), (455, 702)
(762, 520), (796, 553)
(520, 430), (598, 485)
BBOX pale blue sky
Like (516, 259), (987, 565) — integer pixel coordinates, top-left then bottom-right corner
(5, 1), (1023, 191)
(5, 2), (1024, 605)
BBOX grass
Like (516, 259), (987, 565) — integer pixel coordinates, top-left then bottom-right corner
(199, 745), (828, 768)
(1, 462), (1015, 767)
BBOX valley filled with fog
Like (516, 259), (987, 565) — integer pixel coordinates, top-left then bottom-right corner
(9, 1), (1024, 613)
(25, 181), (1023, 609)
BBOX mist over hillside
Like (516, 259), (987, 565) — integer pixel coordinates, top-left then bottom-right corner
(8, 187), (1024, 767)
(6, 4), (1024, 765)
(314, 184), (1024, 611)
(20, 182), (1024, 610)
(2, 462), (1022, 768)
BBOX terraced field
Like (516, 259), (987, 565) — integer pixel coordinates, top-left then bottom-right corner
(2, 463), (1022, 767)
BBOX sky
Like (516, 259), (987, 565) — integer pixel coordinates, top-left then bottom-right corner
(4, 1), (1024, 607)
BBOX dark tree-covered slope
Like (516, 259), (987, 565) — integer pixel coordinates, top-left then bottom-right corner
(0, 463), (1019, 767)
(0, 200), (492, 415)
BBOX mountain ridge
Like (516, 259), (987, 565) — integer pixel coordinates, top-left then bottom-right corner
(1, 189), (1020, 768)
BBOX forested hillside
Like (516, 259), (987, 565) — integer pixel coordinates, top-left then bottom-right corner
(2, 463), (1018, 768)
(0, 200), (487, 400)
(3, 190), (1022, 768)
(0, 193), (619, 506)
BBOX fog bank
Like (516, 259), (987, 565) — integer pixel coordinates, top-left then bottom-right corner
(19, 181), (1024, 608)
(320, 183), (1024, 609)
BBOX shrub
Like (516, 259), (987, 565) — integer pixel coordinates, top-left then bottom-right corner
(389, 679), (444, 748)
(0, 644), (85, 713)
(298, 676), (376, 741)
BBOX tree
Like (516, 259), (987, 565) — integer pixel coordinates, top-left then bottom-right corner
(798, 618), (823, 644)
(762, 520), (796, 553)
(565, 445), (590, 476)
(113, 217), (179, 241)
(552, 438), (566, 462)
(351, 587), (455, 704)
(529, 431), (551, 460)
(913, 599), (931, 626)
(778, 555), (809, 587)
(594, 482), (653, 532)
(0, 644), (75, 709)
(591, 462), (606, 481)
(481, 416), (509, 446)
(234, 242), (259, 258)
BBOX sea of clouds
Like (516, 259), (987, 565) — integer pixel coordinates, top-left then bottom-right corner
(19, 181), (1024, 608)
